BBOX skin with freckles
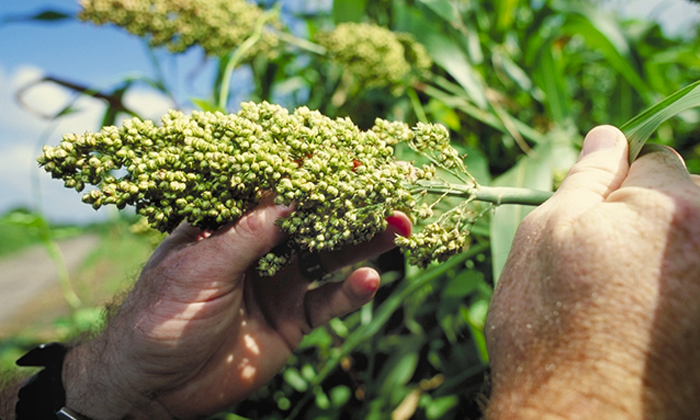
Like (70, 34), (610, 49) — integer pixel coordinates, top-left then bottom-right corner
(45, 198), (412, 420)
(486, 126), (700, 419)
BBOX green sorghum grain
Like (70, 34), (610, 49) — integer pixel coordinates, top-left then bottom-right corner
(40, 102), (475, 274)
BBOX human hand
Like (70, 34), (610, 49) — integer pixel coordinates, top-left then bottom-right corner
(62, 197), (411, 420)
(485, 126), (700, 419)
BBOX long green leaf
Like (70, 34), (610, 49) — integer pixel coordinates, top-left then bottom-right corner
(560, 7), (652, 103)
(417, 0), (461, 25)
(423, 33), (488, 109)
(531, 40), (570, 123)
(494, 0), (519, 32)
(622, 79), (700, 162)
(424, 79), (545, 143)
(490, 126), (579, 282)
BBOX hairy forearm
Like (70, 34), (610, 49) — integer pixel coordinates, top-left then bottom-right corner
(62, 336), (172, 420)
(486, 365), (642, 420)
(487, 376), (698, 420)
(485, 341), (700, 420)
(0, 340), (167, 420)
(0, 373), (30, 420)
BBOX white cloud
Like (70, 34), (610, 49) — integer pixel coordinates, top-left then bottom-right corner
(123, 87), (178, 122)
(0, 142), (109, 224)
(0, 64), (172, 223)
(0, 64), (106, 222)
(0, 65), (105, 141)
(601, 0), (700, 36)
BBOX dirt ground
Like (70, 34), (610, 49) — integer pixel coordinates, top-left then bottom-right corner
(0, 235), (99, 337)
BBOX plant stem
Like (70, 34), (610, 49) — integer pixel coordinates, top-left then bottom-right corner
(413, 180), (554, 206)
(473, 185), (552, 205)
(271, 28), (327, 55)
(218, 8), (278, 110)
(44, 238), (82, 309)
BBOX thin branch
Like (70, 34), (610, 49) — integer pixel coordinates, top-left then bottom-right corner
(15, 76), (139, 120)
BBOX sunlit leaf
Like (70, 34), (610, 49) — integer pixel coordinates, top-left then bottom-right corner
(314, 388), (331, 410)
(418, 0), (461, 25)
(2, 211), (48, 231)
(283, 368), (308, 393)
(330, 385), (351, 408)
(424, 79), (544, 144)
(465, 299), (490, 361)
(441, 270), (482, 299)
(493, 47), (533, 92)
(191, 98), (225, 113)
(560, 6), (652, 102)
(422, 34), (488, 109)
(531, 40), (570, 123)
(425, 395), (458, 419)
(333, 0), (368, 23)
(494, 0), (519, 32)
(622, 79), (700, 162)
(379, 349), (419, 398)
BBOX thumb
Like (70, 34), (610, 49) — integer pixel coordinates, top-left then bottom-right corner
(548, 125), (629, 215)
(204, 200), (293, 271)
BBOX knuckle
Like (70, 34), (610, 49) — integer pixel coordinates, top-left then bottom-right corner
(236, 211), (267, 240)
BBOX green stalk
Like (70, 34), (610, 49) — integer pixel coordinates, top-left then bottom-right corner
(413, 180), (554, 206)
(417, 79), (700, 208)
(5, 211), (82, 309)
(217, 8), (278, 110)
(272, 28), (328, 55)
(44, 238), (82, 310)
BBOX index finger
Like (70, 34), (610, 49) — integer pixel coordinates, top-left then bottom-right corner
(298, 211), (412, 279)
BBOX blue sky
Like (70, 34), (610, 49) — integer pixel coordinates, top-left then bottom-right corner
(0, 0), (698, 224)
(0, 0), (236, 223)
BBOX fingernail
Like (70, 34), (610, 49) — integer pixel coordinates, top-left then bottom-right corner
(638, 144), (687, 168)
(662, 145), (687, 168)
(386, 213), (411, 238)
(580, 125), (623, 159)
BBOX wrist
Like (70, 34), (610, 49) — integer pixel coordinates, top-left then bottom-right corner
(62, 336), (171, 420)
(486, 361), (640, 420)
(485, 330), (649, 420)
(486, 345), (700, 420)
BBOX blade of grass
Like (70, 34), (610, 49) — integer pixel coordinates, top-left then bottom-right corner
(217, 7), (278, 110)
(622, 79), (700, 162)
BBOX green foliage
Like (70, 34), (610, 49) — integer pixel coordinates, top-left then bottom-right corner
(5, 0), (700, 418)
(0, 209), (85, 308)
(316, 22), (431, 94)
(623, 80), (700, 161)
(0, 210), (45, 258)
(0, 209), (83, 258)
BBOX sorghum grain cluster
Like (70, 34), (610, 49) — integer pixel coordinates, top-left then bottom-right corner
(79, 0), (279, 56)
(39, 102), (470, 274)
(316, 22), (432, 94)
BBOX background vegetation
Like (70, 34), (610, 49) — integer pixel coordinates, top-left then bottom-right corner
(1, 0), (699, 419)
